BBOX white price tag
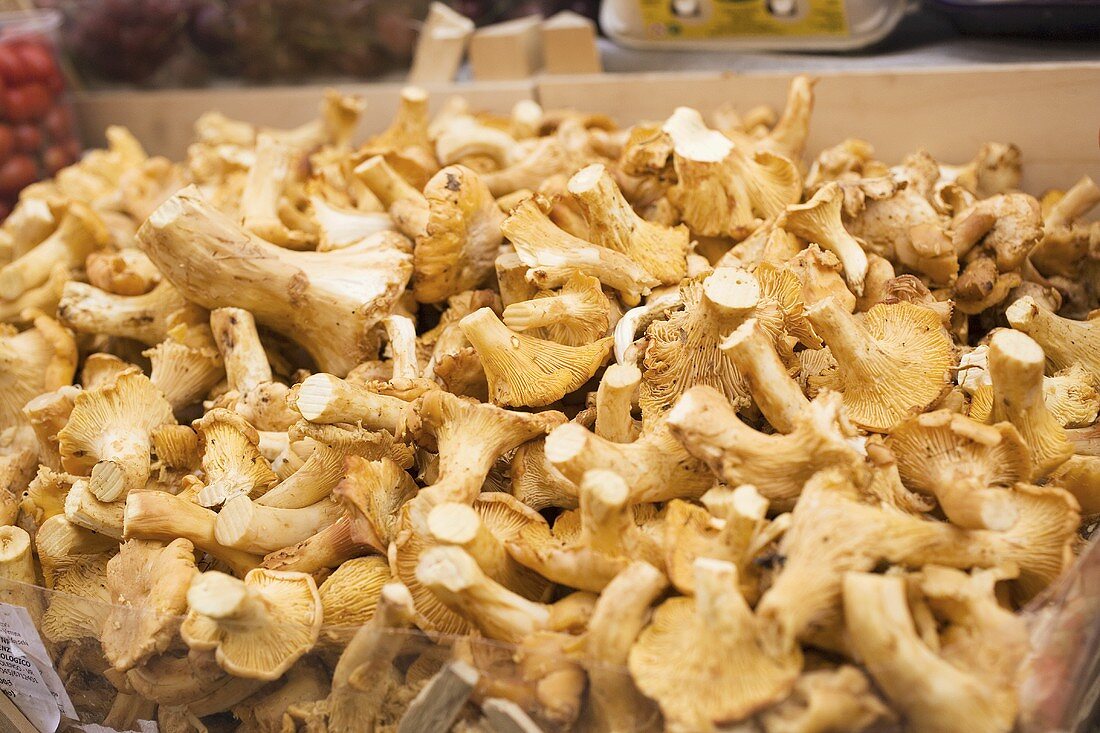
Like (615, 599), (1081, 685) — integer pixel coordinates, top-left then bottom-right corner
(0, 602), (76, 733)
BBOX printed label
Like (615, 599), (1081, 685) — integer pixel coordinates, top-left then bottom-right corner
(638, 0), (848, 39)
(0, 603), (76, 733)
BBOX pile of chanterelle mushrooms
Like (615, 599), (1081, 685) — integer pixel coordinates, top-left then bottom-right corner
(0, 77), (1097, 733)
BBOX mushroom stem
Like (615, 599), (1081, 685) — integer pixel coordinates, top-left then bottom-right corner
(89, 438), (150, 502)
(545, 422), (711, 504)
(779, 182), (868, 295)
(503, 294), (573, 332)
(1005, 296), (1100, 377)
(215, 495), (343, 554)
(577, 470), (633, 556)
(0, 526), (42, 622)
(187, 571), (273, 626)
(124, 491), (260, 575)
(210, 308), (272, 394)
(382, 315), (419, 381)
(936, 479), (1018, 532)
(428, 503), (512, 580)
(65, 479), (124, 538)
(584, 562), (667, 733)
(261, 517), (376, 573)
(988, 330), (1073, 478)
(721, 318), (809, 433)
(1045, 176), (1100, 229)
(806, 296), (887, 372)
(293, 373), (408, 432)
(256, 445), (349, 509)
(416, 545), (551, 644)
(58, 280), (201, 346)
(595, 363), (641, 443)
(0, 203), (107, 300)
(354, 156), (429, 238)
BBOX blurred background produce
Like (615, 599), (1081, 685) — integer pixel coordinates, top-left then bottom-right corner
(0, 10), (79, 218)
(33, 0), (600, 87)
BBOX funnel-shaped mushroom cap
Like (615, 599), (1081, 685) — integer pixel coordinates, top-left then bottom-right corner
(143, 324), (225, 413)
(628, 558), (802, 732)
(988, 329), (1073, 478)
(460, 307), (612, 407)
(333, 456), (417, 550)
(414, 165), (504, 303)
(58, 370), (175, 502)
(0, 316), (78, 440)
(666, 387), (862, 511)
(137, 186), (413, 377)
(408, 388), (566, 506)
(663, 107), (802, 240)
(887, 411), (1030, 530)
(760, 666), (892, 733)
(1006, 295), (1100, 379)
(103, 538), (198, 672)
(806, 298), (954, 432)
(501, 197), (659, 306)
(843, 571), (1026, 733)
(640, 268), (759, 422)
(567, 163), (689, 284)
(181, 568), (322, 681)
(779, 182), (869, 295)
(318, 556), (392, 636)
(502, 272), (610, 347)
(192, 408), (277, 508)
(506, 469), (659, 593)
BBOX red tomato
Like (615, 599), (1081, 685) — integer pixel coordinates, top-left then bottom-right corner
(0, 154), (37, 195)
(65, 138), (82, 161)
(0, 45), (29, 86)
(0, 125), (14, 162)
(43, 105), (70, 140)
(42, 145), (68, 175)
(0, 200), (12, 221)
(5, 84), (50, 122)
(12, 124), (40, 153)
(16, 44), (57, 84)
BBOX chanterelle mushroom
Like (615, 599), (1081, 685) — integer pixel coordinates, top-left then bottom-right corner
(843, 568), (1027, 733)
(58, 369), (175, 502)
(414, 165), (504, 303)
(628, 558), (801, 732)
(102, 538), (198, 672)
(778, 182), (869, 295)
(137, 186), (413, 377)
(181, 568), (322, 681)
(805, 298), (955, 432)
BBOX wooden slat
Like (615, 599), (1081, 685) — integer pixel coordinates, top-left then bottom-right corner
(396, 660), (479, 733)
(0, 692), (39, 733)
(537, 63), (1100, 194)
(73, 81), (535, 160)
(483, 698), (545, 733)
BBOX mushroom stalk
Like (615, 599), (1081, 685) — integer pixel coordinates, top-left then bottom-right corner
(0, 203), (108, 300)
(595, 363), (641, 443)
(124, 491), (260, 575)
(137, 186), (413, 377)
(988, 330), (1073, 477)
(209, 308), (272, 394)
(215, 495), (343, 554)
(1005, 296), (1100, 378)
(262, 517), (376, 573)
(416, 545), (551, 644)
(293, 373), (408, 432)
(58, 280), (201, 346)
(353, 156), (429, 238)
(721, 318), (810, 433)
(0, 526), (42, 623)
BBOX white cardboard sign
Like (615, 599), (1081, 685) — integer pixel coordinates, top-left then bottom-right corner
(0, 602), (76, 733)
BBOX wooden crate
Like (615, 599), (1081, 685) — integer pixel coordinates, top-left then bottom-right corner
(71, 62), (1100, 194)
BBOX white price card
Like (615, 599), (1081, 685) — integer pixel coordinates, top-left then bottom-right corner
(0, 602), (76, 733)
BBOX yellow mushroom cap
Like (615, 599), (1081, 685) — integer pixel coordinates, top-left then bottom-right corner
(628, 558), (801, 731)
(806, 298), (954, 432)
(181, 568), (322, 681)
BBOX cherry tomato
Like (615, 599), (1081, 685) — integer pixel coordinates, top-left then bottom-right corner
(16, 43), (57, 84)
(65, 138), (82, 161)
(0, 45), (29, 86)
(12, 124), (40, 153)
(43, 105), (70, 141)
(5, 84), (50, 122)
(42, 145), (68, 175)
(0, 125), (14, 163)
(0, 200), (12, 221)
(0, 154), (37, 195)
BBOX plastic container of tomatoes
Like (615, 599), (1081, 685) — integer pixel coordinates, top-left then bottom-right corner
(0, 10), (79, 219)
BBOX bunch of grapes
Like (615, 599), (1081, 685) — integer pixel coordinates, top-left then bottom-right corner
(39, 0), (193, 84)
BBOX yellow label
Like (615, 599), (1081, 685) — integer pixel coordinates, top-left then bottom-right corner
(638, 0), (848, 38)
